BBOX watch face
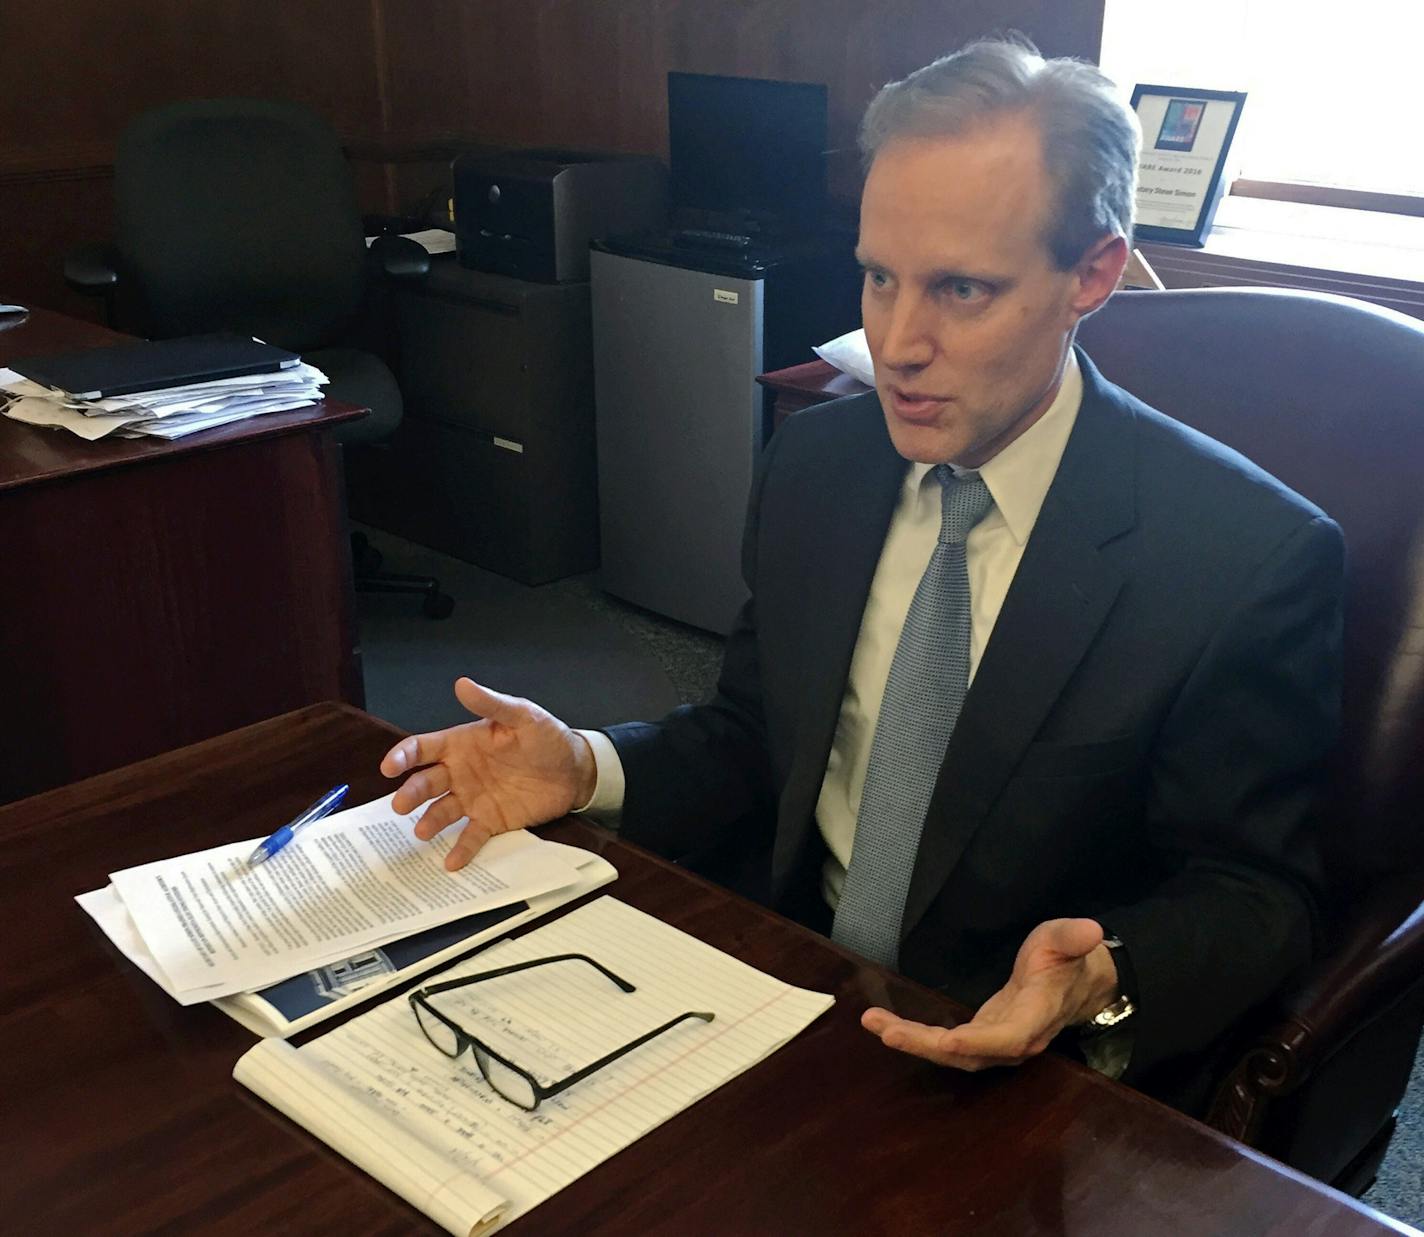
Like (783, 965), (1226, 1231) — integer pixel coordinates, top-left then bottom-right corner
(1091, 996), (1136, 1030)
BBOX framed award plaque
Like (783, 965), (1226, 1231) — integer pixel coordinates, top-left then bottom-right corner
(1130, 85), (1247, 246)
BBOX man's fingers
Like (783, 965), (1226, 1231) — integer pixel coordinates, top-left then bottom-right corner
(862, 1007), (1040, 1069)
(446, 820), (495, 871)
(862, 1008), (964, 1064)
(454, 677), (528, 726)
(380, 731), (444, 777)
(390, 766), (452, 815)
(413, 793), (466, 840)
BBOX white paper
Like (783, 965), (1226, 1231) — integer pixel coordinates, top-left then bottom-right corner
(236, 1039), (508, 1235)
(76, 885), (178, 990)
(813, 327), (875, 387)
(78, 841), (620, 1042)
(215, 842), (620, 1039)
(128, 397), (319, 438)
(236, 896), (834, 1233)
(2, 360), (330, 440)
(103, 794), (586, 1002)
(366, 228), (456, 255)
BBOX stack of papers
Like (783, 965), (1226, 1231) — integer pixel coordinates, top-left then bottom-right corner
(0, 354), (329, 441)
(77, 793), (588, 1006)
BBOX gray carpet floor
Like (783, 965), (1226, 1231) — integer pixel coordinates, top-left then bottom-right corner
(356, 528), (720, 733)
(356, 526), (1422, 1230)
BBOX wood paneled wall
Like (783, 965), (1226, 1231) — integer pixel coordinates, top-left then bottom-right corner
(2, 0), (1103, 316)
(1, 0), (390, 317)
(378, 1), (1101, 178)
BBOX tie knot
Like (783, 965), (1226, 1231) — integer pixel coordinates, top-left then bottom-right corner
(932, 466), (993, 544)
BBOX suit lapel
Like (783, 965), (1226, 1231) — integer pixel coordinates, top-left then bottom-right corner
(901, 350), (1140, 939)
(771, 395), (906, 887)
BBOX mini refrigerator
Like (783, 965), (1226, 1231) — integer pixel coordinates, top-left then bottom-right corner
(591, 234), (858, 634)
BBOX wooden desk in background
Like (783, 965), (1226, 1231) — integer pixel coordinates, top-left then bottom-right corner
(757, 356), (871, 428)
(0, 702), (1411, 1236)
(0, 307), (367, 805)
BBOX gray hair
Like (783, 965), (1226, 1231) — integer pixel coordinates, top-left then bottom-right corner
(859, 36), (1141, 269)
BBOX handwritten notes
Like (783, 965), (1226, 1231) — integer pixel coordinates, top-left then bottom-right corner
(235, 896), (834, 1235)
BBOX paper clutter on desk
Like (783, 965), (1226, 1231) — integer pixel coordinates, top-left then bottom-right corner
(1, 341), (329, 441)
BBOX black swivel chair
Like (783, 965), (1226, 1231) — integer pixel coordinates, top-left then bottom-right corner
(65, 98), (453, 618)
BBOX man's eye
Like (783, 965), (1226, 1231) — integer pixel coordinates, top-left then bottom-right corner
(865, 269), (890, 290)
(949, 279), (983, 301)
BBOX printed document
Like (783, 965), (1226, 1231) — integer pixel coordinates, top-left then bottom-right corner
(99, 793), (585, 1002)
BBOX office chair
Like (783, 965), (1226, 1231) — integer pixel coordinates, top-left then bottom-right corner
(64, 98), (454, 619)
(1077, 286), (1424, 1194)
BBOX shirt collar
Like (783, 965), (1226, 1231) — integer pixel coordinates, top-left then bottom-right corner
(905, 350), (1082, 547)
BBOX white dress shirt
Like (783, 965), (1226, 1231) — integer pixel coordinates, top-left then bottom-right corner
(578, 350), (1084, 901)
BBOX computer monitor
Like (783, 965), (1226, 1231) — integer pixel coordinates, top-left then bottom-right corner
(667, 71), (828, 231)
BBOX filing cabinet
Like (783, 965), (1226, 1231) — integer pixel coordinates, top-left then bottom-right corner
(348, 260), (598, 584)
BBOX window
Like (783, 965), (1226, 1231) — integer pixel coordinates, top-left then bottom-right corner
(1099, 1), (1424, 199)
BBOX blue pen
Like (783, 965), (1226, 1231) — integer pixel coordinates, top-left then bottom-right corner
(246, 784), (349, 867)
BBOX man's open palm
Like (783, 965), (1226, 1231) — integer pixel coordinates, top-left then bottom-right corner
(380, 677), (594, 870)
(861, 918), (1117, 1071)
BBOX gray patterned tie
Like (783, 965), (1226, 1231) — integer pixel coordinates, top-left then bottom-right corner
(831, 467), (995, 967)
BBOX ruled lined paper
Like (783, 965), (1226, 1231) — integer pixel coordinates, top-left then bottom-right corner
(235, 896), (834, 1235)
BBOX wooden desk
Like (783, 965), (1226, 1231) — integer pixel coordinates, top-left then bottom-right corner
(756, 356), (871, 427)
(0, 307), (367, 804)
(0, 702), (1412, 1236)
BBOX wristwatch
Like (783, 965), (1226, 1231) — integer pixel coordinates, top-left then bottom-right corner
(1081, 935), (1137, 1034)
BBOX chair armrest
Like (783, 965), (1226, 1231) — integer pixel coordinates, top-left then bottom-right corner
(368, 234), (431, 281)
(63, 243), (120, 294)
(1207, 868), (1424, 1139)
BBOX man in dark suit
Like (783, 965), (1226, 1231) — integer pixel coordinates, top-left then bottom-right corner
(379, 39), (1342, 1100)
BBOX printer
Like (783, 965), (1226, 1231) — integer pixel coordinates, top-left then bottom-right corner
(452, 148), (667, 283)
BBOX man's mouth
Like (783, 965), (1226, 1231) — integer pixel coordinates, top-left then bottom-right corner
(888, 386), (951, 424)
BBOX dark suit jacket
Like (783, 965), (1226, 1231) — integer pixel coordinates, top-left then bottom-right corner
(606, 347), (1344, 1091)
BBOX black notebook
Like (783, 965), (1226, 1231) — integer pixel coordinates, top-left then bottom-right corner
(12, 332), (300, 399)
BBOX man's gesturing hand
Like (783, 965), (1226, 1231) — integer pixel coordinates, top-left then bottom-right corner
(379, 677), (597, 871)
(861, 918), (1119, 1071)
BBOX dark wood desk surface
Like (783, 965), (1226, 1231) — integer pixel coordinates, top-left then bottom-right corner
(0, 306), (366, 804)
(0, 703), (1412, 1236)
(757, 356), (872, 428)
(0, 305), (368, 492)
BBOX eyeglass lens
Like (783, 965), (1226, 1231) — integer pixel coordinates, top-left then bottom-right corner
(413, 1001), (461, 1057)
(415, 999), (542, 1109)
(472, 1042), (539, 1110)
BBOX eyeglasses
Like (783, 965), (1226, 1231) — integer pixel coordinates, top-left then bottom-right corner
(408, 952), (715, 1111)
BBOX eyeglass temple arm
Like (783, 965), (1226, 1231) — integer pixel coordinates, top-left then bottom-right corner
(542, 1011), (716, 1100)
(419, 953), (635, 998)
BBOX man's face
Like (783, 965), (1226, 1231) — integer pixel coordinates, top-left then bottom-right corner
(857, 115), (1098, 467)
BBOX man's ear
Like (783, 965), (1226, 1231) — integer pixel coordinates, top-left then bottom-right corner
(1069, 234), (1129, 321)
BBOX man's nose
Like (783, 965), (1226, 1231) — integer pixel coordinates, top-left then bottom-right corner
(876, 293), (935, 372)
